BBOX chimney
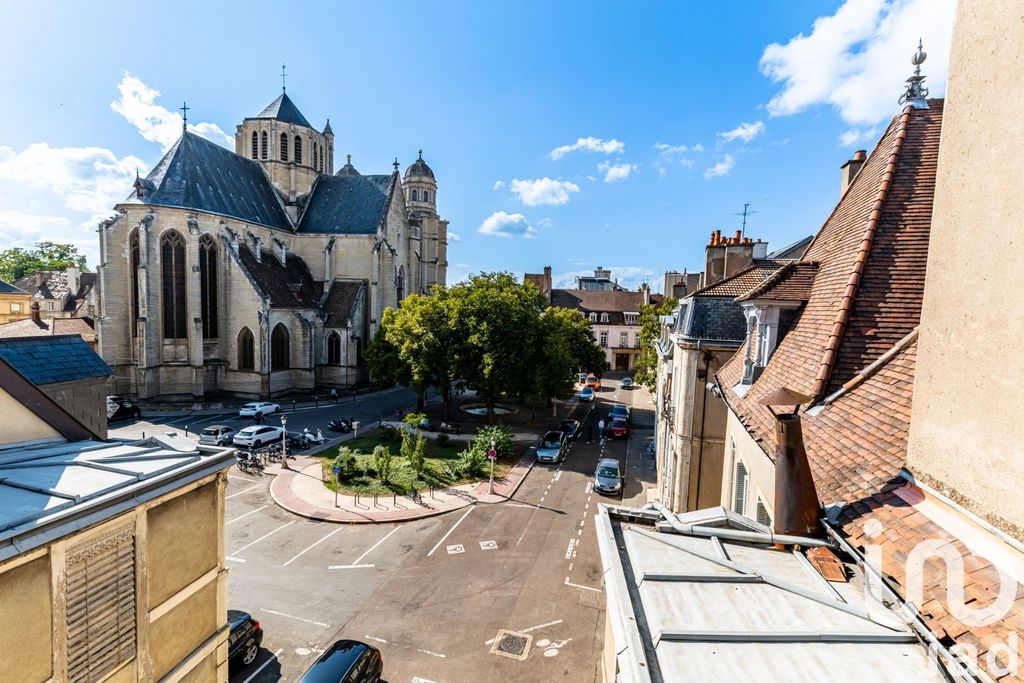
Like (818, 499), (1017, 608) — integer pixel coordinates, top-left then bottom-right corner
(542, 265), (552, 303)
(840, 150), (867, 196)
(705, 233), (726, 285)
(66, 262), (81, 298)
(752, 239), (768, 259)
(640, 282), (651, 306)
(760, 387), (822, 538)
(36, 271), (45, 287)
(30, 301), (41, 324)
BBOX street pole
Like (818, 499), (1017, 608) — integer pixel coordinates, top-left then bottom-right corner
(488, 438), (496, 495)
(281, 415), (289, 470)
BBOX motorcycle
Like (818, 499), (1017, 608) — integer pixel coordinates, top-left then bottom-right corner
(328, 418), (352, 433)
(301, 428), (326, 448)
(439, 420), (462, 434)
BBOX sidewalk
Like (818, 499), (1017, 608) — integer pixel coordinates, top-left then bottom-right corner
(267, 448), (537, 523)
(137, 385), (407, 417)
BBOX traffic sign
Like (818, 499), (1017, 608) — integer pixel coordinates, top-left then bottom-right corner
(332, 466), (342, 473)
(487, 448), (497, 460)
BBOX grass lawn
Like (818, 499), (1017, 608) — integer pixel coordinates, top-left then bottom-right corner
(318, 430), (515, 495)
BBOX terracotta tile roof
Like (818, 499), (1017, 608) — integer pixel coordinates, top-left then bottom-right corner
(550, 289), (662, 324)
(689, 259), (790, 297)
(735, 261), (819, 302)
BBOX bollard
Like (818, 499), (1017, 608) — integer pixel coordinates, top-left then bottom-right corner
(292, 399), (296, 412)
(393, 492), (396, 507)
(185, 425), (189, 437)
(315, 395), (319, 409)
(430, 486), (435, 499)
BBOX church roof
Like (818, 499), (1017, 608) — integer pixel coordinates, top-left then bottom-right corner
(404, 151), (435, 180)
(254, 92), (313, 128)
(132, 132), (292, 231)
(236, 247), (320, 309)
(297, 174), (394, 235)
(322, 280), (364, 326)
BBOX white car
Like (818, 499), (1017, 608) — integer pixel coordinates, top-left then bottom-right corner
(233, 425), (285, 449)
(239, 401), (280, 417)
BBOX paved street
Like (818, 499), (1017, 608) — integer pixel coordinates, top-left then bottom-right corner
(111, 378), (655, 682)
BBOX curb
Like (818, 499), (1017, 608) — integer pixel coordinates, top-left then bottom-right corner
(475, 453), (537, 504)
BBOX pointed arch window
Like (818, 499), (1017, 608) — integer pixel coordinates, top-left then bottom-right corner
(280, 133), (289, 162)
(261, 131), (268, 159)
(294, 136), (302, 164)
(251, 131), (258, 159)
(326, 331), (342, 365)
(160, 230), (187, 339)
(129, 230), (140, 337)
(199, 234), (218, 338)
(271, 323), (290, 371)
(238, 327), (255, 370)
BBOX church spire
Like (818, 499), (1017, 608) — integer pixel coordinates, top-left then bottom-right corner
(899, 39), (929, 109)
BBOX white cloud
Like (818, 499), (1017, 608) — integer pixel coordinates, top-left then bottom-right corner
(447, 230), (462, 242)
(549, 137), (625, 160)
(0, 211), (71, 246)
(478, 211), (536, 238)
(704, 154), (736, 179)
(492, 180), (505, 190)
(111, 72), (233, 151)
(718, 121), (766, 143)
(760, 0), (955, 126)
(597, 161), (638, 183)
(657, 167), (668, 177)
(537, 217), (554, 230)
(508, 177), (580, 206)
(839, 126), (879, 147)
(552, 265), (655, 291)
(655, 142), (703, 157)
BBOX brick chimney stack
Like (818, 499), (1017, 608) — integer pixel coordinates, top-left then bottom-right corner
(840, 150), (867, 197)
(30, 301), (41, 324)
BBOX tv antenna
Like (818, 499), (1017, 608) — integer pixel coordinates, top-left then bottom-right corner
(734, 203), (758, 239)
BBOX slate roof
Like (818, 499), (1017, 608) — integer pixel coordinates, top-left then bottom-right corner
(254, 92), (313, 128)
(0, 316), (96, 343)
(675, 296), (747, 343)
(297, 174), (393, 234)
(689, 259), (790, 297)
(713, 102), (1022, 681)
(130, 132), (293, 231)
(735, 261), (819, 302)
(0, 335), (110, 385)
(550, 289), (661, 325)
(767, 235), (813, 259)
(0, 280), (28, 295)
(236, 248), (320, 308)
(14, 270), (71, 300)
(404, 155), (435, 180)
(322, 280), (364, 327)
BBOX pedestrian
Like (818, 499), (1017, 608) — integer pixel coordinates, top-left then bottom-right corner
(598, 418), (605, 440)
(330, 387), (338, 403)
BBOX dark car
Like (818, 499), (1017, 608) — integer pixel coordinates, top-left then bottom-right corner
(558, 419), (581, 440)
(227, 609), (263, 669)
(608, 417), (630, 439)
(106, 395), (141, 422)
(297, 640), (383, 683)
(608, 404), (630, 423)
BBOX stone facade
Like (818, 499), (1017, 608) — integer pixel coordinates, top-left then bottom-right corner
(97, 92), (448, 399)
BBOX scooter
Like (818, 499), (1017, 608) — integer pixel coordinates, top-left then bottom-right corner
(328, 418), (352, 433)
(439, 420), (462, 434)
(301, 428), (326, 448)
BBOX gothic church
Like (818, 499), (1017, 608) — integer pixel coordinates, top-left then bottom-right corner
(97, 90), (448, 399)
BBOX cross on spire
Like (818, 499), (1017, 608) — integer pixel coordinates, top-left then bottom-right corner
(281, 63), (287, 93)
(180, 102), (189, 130)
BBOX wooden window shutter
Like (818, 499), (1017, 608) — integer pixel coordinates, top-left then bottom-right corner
(65, 526), (137, 682)
(756, 498), (772, 527)
(733, 461), (748, 516)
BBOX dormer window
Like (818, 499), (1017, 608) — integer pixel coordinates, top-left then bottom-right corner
(600, 312), (609, 323)
(589, 312), (598, 322)
(624, 312), (639, 325)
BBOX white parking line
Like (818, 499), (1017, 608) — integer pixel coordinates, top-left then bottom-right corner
(427, 507), (473, 557)
(352, 526), (400, 565)
(564, 577), (602, 593)
(226, 505), (268, 525)
(228, 474), (257, 482)
(283, 526), (345, 566)
(554, 470), (562, 482)
(226, 556), (246, 563)
(231, 521), (295, 555)
(416, 648), (447, 658)
(260, 608), (330, 628)
(585, 483), (592, 494)
(365, 635), (388, 644)
(226, 483), (262, 499)
(242, 648), (284, 683)
(329, 563), (376, 569)
(485, 619), (563, 645)
(565, 538), (576, 560)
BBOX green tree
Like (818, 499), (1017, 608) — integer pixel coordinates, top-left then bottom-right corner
(333, 447), (357, 480)
(633, 298), (677, 389)
(372, 444), (393, 483)
(0, 241), (89, 283)
(364, 308), (418, 405)
(410, 434), (427, 482)
(475, 425), (514, 460)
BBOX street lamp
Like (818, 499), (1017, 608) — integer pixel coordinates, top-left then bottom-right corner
(281, 415), (289, 470)
(487, 438), (497, 495)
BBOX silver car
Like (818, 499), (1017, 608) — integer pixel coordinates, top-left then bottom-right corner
(536, 431), (566, 463)
(594, 458), (622, 495)
(198, 424), (236, 446)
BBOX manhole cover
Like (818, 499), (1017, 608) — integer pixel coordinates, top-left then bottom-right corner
(489, 629), (532, 660)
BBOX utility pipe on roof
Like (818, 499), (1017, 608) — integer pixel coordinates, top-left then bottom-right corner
(642, 502), (834, 548)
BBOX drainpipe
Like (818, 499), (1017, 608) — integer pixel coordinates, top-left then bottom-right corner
(693, 350), (718, 509)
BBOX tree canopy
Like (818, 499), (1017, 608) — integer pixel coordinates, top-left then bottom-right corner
(633, 297), (678, 390)
(367, 272), (604, 419)
(0, 241), (89, 283)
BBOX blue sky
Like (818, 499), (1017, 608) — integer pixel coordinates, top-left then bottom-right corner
(0, 0), (955, 291)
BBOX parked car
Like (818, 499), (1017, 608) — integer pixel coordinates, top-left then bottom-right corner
(297, 640), (383, 683)
(233, 425), (285, 449)
(594, 458), (623, 496)
(536, 430), (567, 463)
(239, 401), (280, 417)
(585, 373), (601, 389)
(227, 609), (263, 669)
(577, 372), (588, 385)
(609, 404), (631, 423)
(198, 424), (236, 446)
(621, 377), (633, 389)
(106, 395), (142, 422)
(559, 419), (581, 440)
(608, 417), (630, 439)
(580, 386), (595, 402)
